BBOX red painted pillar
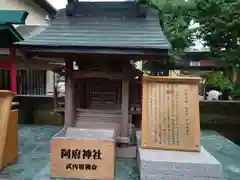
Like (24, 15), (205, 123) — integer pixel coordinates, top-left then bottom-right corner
(9, 48), (17, 93)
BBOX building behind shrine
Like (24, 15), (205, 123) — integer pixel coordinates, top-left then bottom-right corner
(0, 0), (57, 95)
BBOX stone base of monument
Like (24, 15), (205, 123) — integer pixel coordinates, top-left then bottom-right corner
(136, 131), (222, 180)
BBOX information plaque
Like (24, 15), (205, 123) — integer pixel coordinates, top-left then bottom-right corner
(141, 76), (201, 152)
(51, 128), (115, 179)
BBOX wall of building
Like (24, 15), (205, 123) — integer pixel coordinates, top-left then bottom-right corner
(0, 0), (48, 25)
(200, 100), (240, 125)
(0, 1), (55, 95)
(135, 61), (143, 71)
(200, 100), (240, 144)
(16, 97), (240, 144)
(46, 71), (54, 95)
(17, 97), (240, 125)
(15, 96), (63, 125)
(169, 70), (181, 77)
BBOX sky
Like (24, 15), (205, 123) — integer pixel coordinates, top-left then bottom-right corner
(48, 0), (127, 10)
(48, 0), (67, 10)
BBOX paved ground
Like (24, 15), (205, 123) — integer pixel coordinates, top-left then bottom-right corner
(201, 131), (240, 180)
(0, 125), (239, 180)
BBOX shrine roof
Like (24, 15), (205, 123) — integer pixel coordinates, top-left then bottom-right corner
(15, 1), (171, 56)
(0, 10), (29, 48)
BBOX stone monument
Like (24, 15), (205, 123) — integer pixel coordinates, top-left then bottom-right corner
(138, 76), (222, 180)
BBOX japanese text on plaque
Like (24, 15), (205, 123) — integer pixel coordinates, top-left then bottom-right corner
(61, 149), (102, 171)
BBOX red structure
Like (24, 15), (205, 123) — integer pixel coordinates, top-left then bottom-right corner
(0, 10), (28, 92)
(9, 48), (17, 92)
(0, 48), (17, 92)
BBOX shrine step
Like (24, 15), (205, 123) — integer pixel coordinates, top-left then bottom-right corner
(75, 108), (133, 143)
(75, 116), (132, 122)
(75, 109), (132, 122)
(77, 108), (121, 114)
(75, 121), (133, 137)
(76, 114), (122, 120)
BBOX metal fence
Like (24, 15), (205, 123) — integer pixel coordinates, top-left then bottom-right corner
(0, 69), (46, 95)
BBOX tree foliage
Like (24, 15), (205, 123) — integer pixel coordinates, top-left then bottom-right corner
(142, 0), (240, 83)
(193, 0), (240, 67)
(193, 0), (240, 95)
(158, 0), (195, 62)
(142, 0), (196, 75)
(201, 71), (233, 90)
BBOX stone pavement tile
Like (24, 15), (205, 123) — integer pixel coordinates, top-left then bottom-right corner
(18, 128), (35, 144)
(21, 125), (62, 145)
(16, 153), (49, 180)
(0, 166), (24, 180)
(32, 142), (51, 154)
(32, 163), (51, 180)
(4, 125), (240, 180)
(32, 159), (139, 180)
(201, 130), (240, 180)
(18, 143), (40, 155)
(16, 152), (50, 166)
(23, 133), (53, 144)
(31, 125), (62, 135)
(115, 158), (140, 180)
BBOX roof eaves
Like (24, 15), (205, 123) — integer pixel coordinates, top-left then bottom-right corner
(8, 24), (24, 41)
(15, 44), (168, 57)
(0, 10), (29, 25)
(0, 24), (24, 48)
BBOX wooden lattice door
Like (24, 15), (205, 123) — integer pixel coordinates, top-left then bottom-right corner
(89, 79), (121, 109)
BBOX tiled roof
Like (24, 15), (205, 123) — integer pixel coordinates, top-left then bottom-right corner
(15, 25), (46, 39)
(15, 1), (171, 51)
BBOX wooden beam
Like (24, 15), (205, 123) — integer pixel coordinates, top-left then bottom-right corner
(120, 61), (131, 144)
(120, 79), (130, 144)
(23, 51), (163, 60)
(1, 58), (63, 70)
(16, 63), (63, 70)
(72, 71), (126, 80)
(64, 59), (75, 127)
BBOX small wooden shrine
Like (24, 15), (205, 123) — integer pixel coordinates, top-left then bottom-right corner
(15, 0), (171, 144)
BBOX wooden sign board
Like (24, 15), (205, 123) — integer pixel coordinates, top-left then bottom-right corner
(0, 90), (18, 169)
(141, 76), (201, 152)
(51, 128), (116, 179)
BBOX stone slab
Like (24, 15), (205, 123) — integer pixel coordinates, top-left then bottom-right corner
(136, 131), (222, 180)
(53, 127), (116, 142)
(116, 146), (136, 158)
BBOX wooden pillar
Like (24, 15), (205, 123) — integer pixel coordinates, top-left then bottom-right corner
(120, 79), (129, 143)
(53, 73), (57, 109)
(9, 48), (17, 93)
(64, 59), (75, 127)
